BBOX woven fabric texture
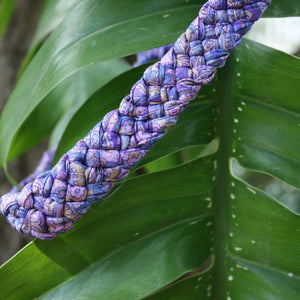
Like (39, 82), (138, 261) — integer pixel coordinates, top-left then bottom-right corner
(0, 0), (271, 240)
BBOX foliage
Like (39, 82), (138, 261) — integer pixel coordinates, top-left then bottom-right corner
(0, 0), (299, 299)
(0, 0), (17, 43)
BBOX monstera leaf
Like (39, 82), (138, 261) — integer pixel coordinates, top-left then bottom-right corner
(0, 0), (299, 299)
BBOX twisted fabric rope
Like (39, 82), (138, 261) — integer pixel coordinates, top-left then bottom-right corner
(8, 48), (166, 193)
(0, 0), (271, 240)
(7, 49), (163, 195)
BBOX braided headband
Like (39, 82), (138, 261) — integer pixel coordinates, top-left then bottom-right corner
(0, 0), (271, 240)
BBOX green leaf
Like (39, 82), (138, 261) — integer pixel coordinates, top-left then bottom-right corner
(144, 270), (214, 300)
(10, 0), (129, 161)
(210, 41), (300, 299)
(264, 0), (300, 17)
(8, 59), (130, 161)
(1, 1), (300, 299)
(0, 0), (17, 44)
(230, 41), (300, 189)
(0, 0), (205, 167)
(0, 155), (215, 299)
(18, 0), (82, 76)
(1, 39), (299, 299)
(31, 0), (82, 49)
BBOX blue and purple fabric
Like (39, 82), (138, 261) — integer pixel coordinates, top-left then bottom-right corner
(0, 0), (271, 239)
(134, 44), (172, 66)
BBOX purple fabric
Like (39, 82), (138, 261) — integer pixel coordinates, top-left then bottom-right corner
(0, 0), (271, 240)
(134, 44), (172, 66)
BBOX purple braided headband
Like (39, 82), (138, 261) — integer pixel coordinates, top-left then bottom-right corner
(0, 0), (271, 240)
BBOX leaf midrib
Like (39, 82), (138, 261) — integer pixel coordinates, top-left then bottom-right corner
(212, 54), (236, 299)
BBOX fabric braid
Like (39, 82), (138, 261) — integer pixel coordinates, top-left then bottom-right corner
(0, 0), (271, 240)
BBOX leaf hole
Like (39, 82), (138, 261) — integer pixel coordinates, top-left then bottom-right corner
(231, 159), (300, 214)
